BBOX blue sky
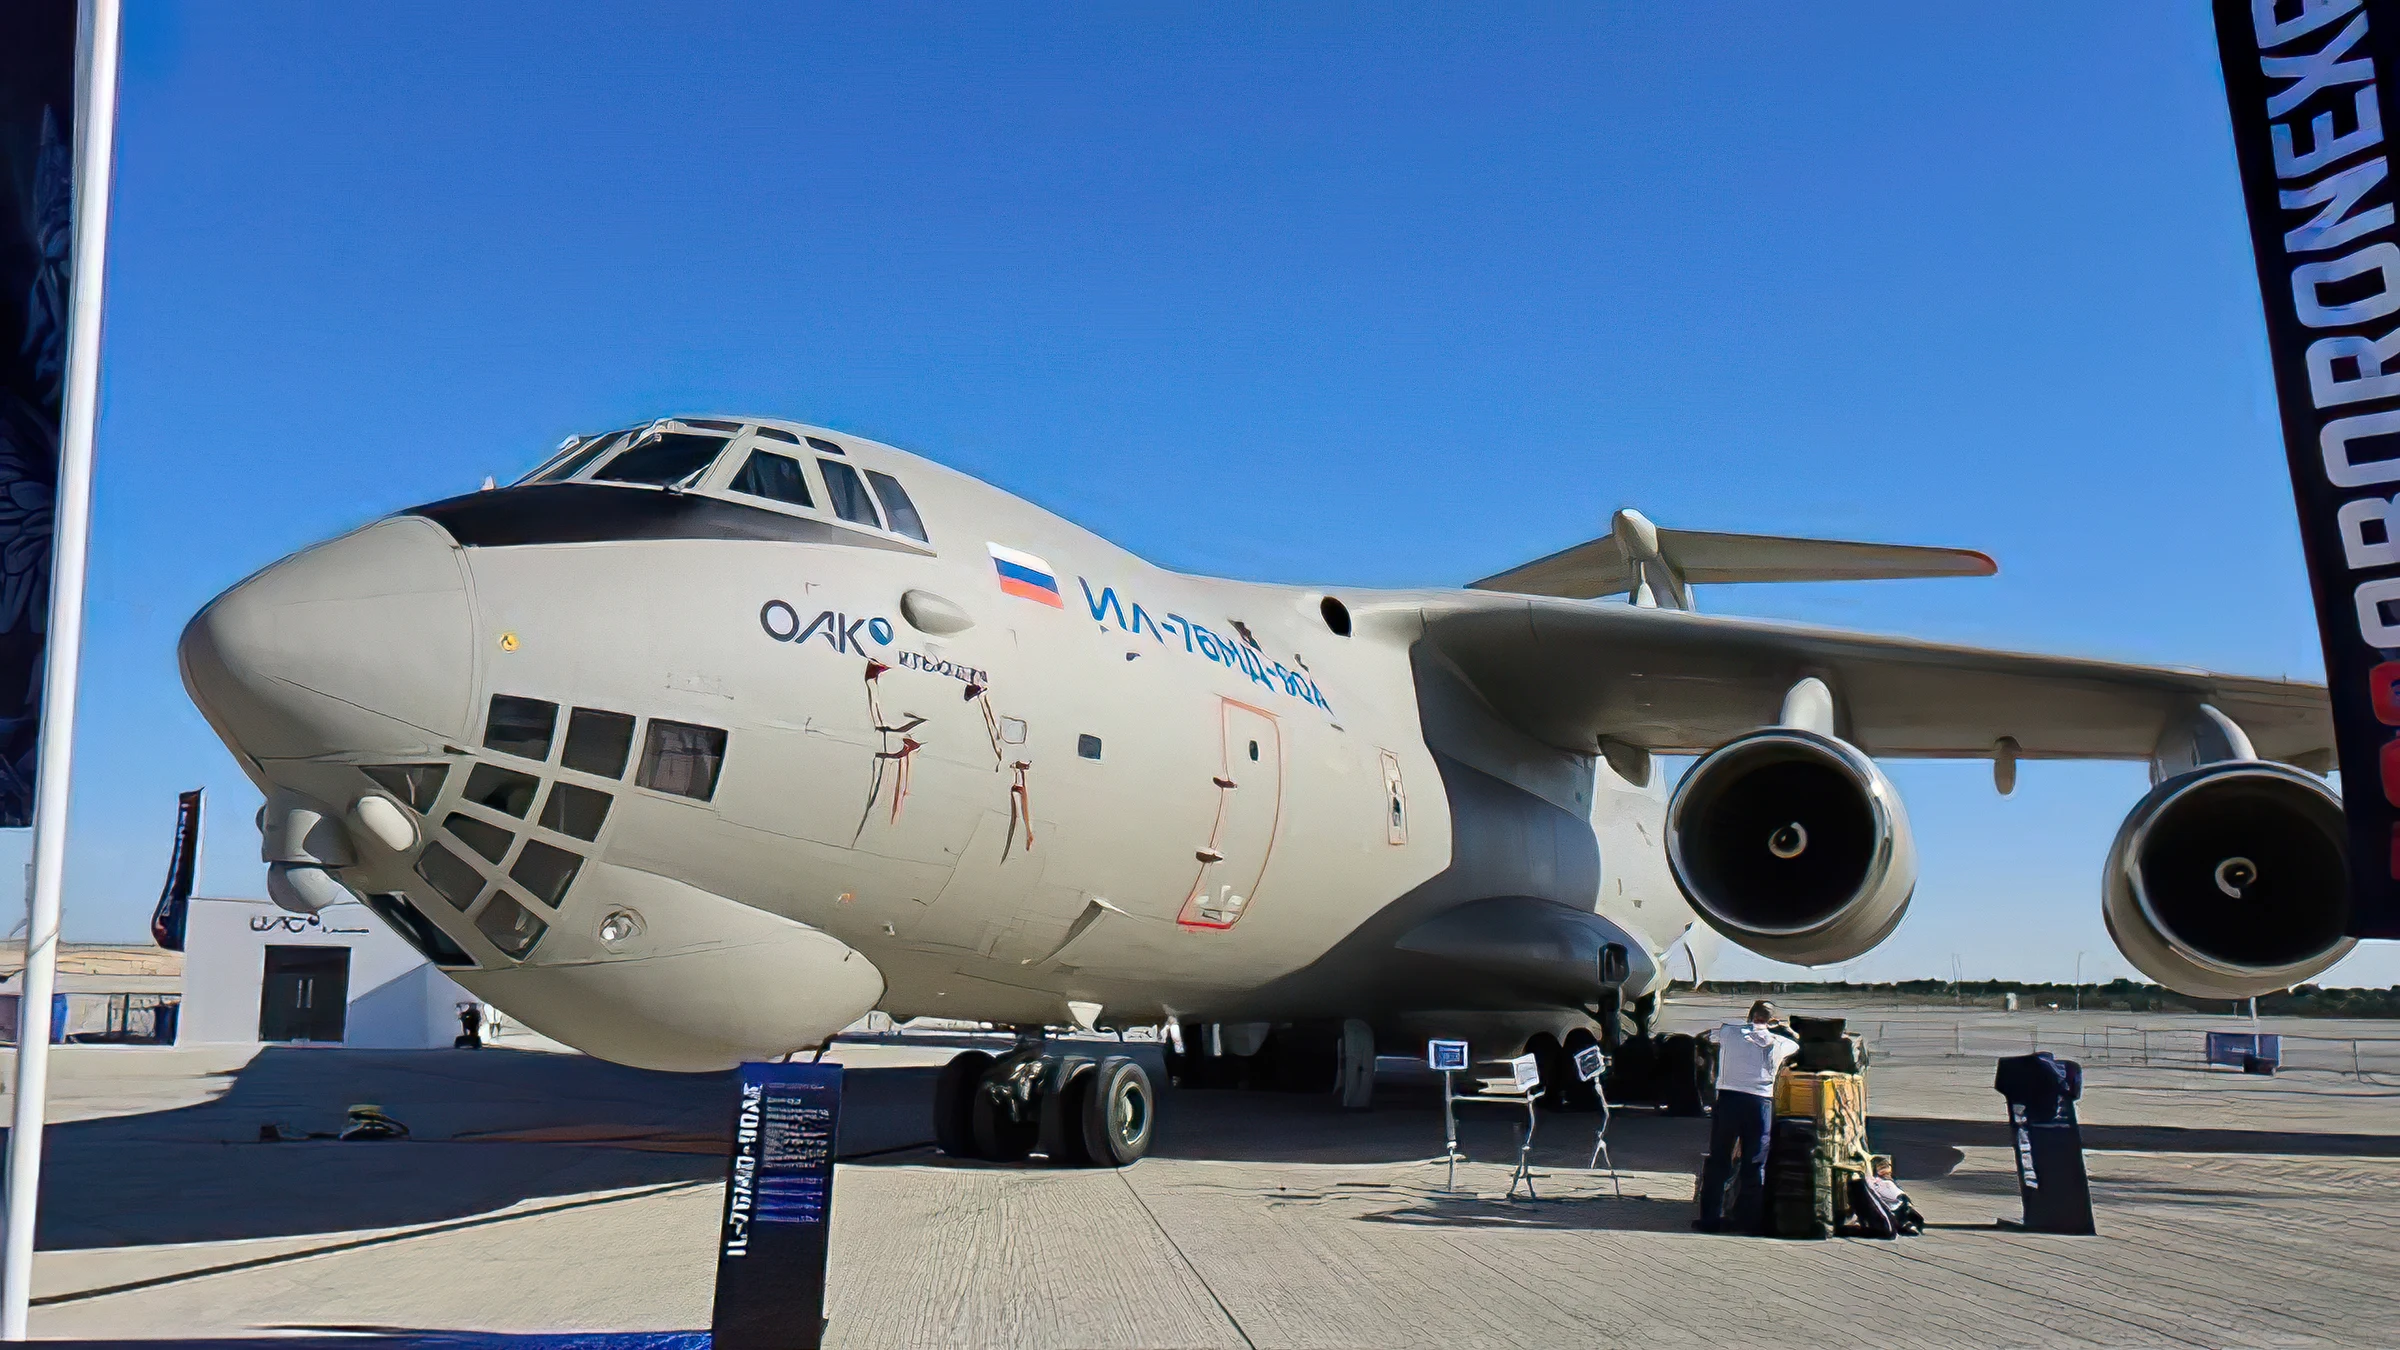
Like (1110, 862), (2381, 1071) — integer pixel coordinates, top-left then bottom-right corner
(38, 2), (2395, 985)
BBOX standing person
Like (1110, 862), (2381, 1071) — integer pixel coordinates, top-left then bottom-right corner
(1695, 999), (1798, 1233)
(455, 1002), (484, 1049)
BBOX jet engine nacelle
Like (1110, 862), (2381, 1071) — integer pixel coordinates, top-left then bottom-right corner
(2102, 760), (2355, 1000)
(1665, 727), (1915, 966)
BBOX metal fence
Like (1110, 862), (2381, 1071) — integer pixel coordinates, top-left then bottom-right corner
(1849, 1018), (2400, 1081)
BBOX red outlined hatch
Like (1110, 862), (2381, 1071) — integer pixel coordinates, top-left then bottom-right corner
(1177, 698), (1284, 929)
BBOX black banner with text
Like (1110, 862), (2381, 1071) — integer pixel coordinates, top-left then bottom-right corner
(0, 0), (75, 829)
(2216, 0), (2400, 937)
(150, 789), (203, 952)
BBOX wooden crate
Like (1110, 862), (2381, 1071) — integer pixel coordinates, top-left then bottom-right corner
(1775, 1070), (1869, 1159)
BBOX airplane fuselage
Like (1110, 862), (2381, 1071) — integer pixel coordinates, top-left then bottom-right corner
(182, 418), (1708, 1072)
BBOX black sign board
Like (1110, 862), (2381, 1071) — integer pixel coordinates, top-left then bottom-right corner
(2214, 0), (2400, 937)
(1994, 1053), (2095, 1235)
(713, 1061), (841, 1350)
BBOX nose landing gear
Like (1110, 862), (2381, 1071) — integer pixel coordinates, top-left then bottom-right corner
(934, 1041), (1156, 1167)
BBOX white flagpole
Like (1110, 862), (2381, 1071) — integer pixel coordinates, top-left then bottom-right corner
(1, 0), (122, 1337)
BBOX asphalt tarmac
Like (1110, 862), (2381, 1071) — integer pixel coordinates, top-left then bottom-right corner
(4, 1000), (2397, 1347)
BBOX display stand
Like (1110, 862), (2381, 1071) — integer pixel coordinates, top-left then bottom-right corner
(1575, 1043), (1623, 1199)
(1428, 1040), (1541, 1198)
(712, 1061), (843, 1350)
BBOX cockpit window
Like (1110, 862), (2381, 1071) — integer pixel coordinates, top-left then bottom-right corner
(866, 470), (929, 542)
(594, 433), (729, 487)
(730, 450), (814, 509)
(528, 432), (626, 484)
(819, 459), (882, 528)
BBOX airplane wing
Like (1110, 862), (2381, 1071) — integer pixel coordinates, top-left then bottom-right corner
(1469, 521), (1996, 598)
(1386, 591), (2332, 767)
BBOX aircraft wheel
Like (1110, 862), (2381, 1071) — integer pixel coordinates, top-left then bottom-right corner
(1555, 1028), (1603, 1111)
(1608, 1035), (1657, 1104)
(971, 1062), (1040, 1162)
(934, 1050), (993, 1158)
(1040, 1059), (1096, 1166)
(1661, 1033), (1708, 1117)
(1082, 1055), (1156, 1167)
(1335, 1018), (1375, 1110)
(1523, 1032), (1568, 1111)
(1262, 1023), (1338, 1092)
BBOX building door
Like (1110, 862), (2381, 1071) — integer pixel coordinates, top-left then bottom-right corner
(259, 945), (349, 1043)
(1179, 699), (1284, 929)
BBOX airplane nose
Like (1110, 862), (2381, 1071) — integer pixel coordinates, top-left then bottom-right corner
(180, 516), (477, 761)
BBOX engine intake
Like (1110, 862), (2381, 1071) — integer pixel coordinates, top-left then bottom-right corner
(2103, 761), (2354, 1000)
(1665, 728), (1915, 966)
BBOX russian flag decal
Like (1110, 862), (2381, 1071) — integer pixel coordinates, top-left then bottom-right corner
(988, 543), (1066, 608)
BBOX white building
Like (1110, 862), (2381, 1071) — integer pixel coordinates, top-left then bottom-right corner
(177, 895), (478, 1048)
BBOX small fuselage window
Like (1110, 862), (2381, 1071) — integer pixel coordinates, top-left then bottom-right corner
(731, 450), (815, 509)
(562, 708), (636, 779)
(594, 432), (729, 487)
(866, 470), (929, 542)
(638, 719), (728, 801)
(484, 696), (557, 762)
(818, 459), (883, 529)
(475, 892), (547, 958)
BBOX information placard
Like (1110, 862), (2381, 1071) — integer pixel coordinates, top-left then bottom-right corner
(712, 1061), (841, 1350)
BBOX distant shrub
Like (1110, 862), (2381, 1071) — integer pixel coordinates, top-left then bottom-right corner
(1675, 979), (2400, 1019)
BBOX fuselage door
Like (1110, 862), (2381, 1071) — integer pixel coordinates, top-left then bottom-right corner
(1178, 699), (1283, 929)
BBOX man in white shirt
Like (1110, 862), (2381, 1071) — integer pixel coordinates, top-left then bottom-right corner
(1695, 999), (1798, 1233)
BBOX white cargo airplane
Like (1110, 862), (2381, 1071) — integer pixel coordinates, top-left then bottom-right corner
(180, 416), (2349, 1165)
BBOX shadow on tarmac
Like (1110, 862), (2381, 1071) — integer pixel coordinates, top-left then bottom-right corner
(12, 1047), (929, 1251)
(1869, 1114), (2400, 1159)
(25, 1041), (2396, 1252)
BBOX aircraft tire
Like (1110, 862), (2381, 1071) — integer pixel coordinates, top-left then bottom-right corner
(1335, 1018), (1375, 1110)
(1555, 1028), (1602, 1112)
(1661, 1034), (1707, 1117)
(1606, 1036), (1656, 1104)
(934, 1050), (994, 1159)
(1082, 1055), (1156, 1167)
(1040, 1060), (1096, 1166)
(1263, 1023), (1338, 1093)
(1523, 1033), (1567, 1111)
(971, 1066), (1040, 1163)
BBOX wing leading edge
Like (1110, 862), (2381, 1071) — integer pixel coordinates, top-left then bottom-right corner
(1388, 592), (2330, 768)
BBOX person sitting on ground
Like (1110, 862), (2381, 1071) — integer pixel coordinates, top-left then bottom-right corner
(1695, 999), (1798, 1234)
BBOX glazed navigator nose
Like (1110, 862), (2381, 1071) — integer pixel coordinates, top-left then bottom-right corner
(179, 515), (476, 761)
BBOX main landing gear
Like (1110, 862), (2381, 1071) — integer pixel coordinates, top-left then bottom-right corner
(1599, 993), (1712, 1117)
(933, 1038), (1156, 1167)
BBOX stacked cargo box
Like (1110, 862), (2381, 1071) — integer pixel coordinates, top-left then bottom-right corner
(1764, 1018), (1875, 1238)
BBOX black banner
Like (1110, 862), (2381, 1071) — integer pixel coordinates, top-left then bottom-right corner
(150, 789), (202, 952)
(2214, 0), (2400, 938)
(712, 1061), (840, 1350)
(0, 1), (75, 829)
